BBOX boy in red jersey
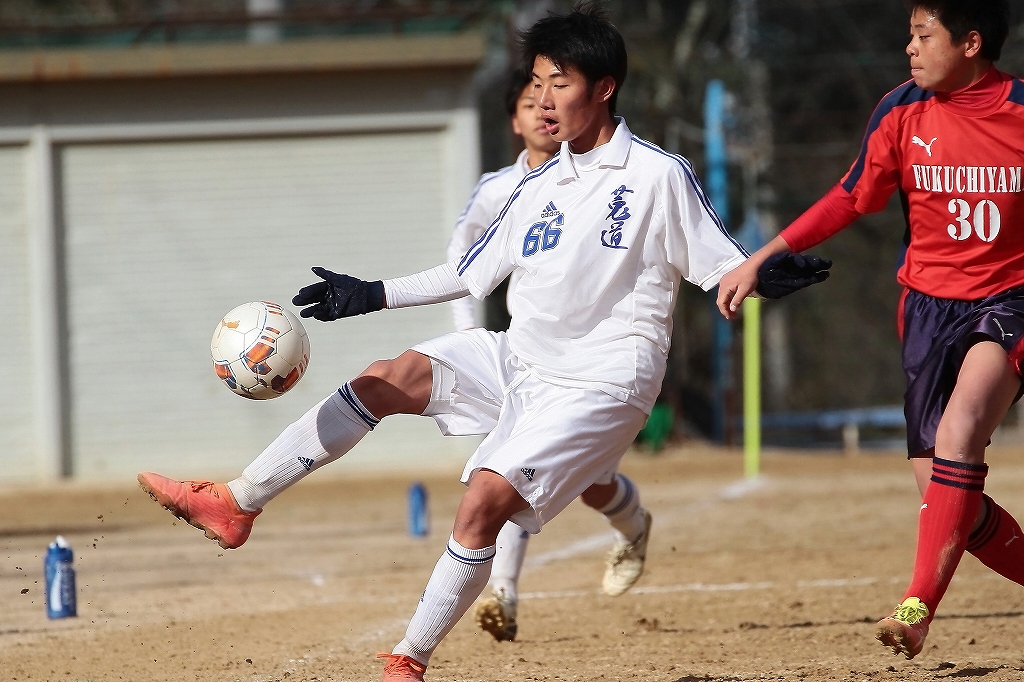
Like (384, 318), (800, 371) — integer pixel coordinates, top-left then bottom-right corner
(718, 0), (1023, 660)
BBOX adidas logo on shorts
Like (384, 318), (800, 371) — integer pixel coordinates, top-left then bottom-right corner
(521, 468), (536, 481)
(298, 456), (315, 471)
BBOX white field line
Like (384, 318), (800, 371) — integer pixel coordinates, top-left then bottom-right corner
(719, 475), (767, 499)
(524, 475), (768, 570)
(519, 575), (902, 601)
(523, 532), (615, 568)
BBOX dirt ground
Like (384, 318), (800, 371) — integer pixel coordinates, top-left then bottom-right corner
(2, 445), (1024, 682)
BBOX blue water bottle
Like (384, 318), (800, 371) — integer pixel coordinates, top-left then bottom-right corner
(44, 535), (77, 619)
(408, 483), (429, 537)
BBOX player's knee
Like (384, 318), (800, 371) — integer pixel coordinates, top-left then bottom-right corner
(934, 409), (990, 461)
(453, 473), (528, 548)
(454, 494), (505, 541)
(363, 352), (430, 386)
(352, 352), (432, 417)
(360, 358), (401, 388)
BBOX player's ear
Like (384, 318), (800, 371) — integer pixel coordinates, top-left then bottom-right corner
(963, 30), (983, 59)
(593, 76), (616, 105)
(511, 115), (524, 137)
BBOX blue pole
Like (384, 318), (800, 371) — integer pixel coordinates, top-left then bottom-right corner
(704, 81), (729, 225)
(704, 80), (733, 444)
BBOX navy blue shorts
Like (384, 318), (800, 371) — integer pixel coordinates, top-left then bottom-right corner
(901, 287), (1024, 457)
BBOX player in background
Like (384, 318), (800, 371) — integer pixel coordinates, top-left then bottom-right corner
(447, 68), (561, 333)
(451, 69), (653, 643)
(718, 0), (1023, 660)
(138, 6), (820, 680)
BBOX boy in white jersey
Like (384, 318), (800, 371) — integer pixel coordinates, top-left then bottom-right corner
(138, 7), (753, 681)
(453, 69), (654, 643)
(447, 68), (558, 332)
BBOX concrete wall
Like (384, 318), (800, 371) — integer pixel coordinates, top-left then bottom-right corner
(0, 40), (483, 484)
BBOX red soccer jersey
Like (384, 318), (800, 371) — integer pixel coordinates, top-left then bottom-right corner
(781, 68), (1024, 300)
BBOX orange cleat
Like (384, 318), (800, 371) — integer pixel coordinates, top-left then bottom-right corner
(137, 472), (260, 549)
(875, 597), (930, 659)
(377, 653), (427, 681)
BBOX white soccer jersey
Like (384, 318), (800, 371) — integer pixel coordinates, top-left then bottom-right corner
(456, 119), (747, 413)
(446, 150), (532, 330)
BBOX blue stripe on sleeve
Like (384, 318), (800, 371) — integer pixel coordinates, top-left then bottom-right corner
(841, 80), (932, 193)
(631, 137), (749, 257)
(457, 154), (561, 276)
(1008, 78), (1024, 106)
(453, 165), (516, 229)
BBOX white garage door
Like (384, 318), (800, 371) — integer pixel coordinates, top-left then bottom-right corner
(60, 131), (473, 480)
(0, 146), (36, 482)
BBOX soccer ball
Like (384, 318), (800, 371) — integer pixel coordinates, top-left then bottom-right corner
(211, 301), (311, 400)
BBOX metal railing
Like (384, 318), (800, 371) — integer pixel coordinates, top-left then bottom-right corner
(739, 405), (906, 453)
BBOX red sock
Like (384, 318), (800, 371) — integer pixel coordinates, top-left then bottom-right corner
(967, 494), (1024, 586)
(904, 457), (988, 617)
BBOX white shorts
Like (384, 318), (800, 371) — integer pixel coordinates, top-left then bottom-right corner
(410, 329), (647, 534)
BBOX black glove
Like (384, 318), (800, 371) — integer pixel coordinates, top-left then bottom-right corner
(755, 252), (832, 299)
(292, 267), (385, 321)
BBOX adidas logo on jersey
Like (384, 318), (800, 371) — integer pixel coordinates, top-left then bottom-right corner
(298, 456), (315, 471)
(521, 468), (536, 481)
(540, 201), (561, 219)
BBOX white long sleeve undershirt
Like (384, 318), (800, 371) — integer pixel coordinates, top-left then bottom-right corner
(383, 261), (471, 309)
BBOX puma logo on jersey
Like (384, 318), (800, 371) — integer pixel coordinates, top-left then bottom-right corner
(298, 456), (315, 471)
(540, 201), (562, 219)
(912, 136), (937, 157)
(920, 503), (928, 511)
(521, 468), (536, 481)
(994, 318), (1013, 340)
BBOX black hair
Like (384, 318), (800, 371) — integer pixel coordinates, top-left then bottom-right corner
(503, 67), (534, 118)
(519, 2), (627, 115)
(905, 0), (1010, 61)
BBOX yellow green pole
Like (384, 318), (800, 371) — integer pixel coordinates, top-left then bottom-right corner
(743, 297), (761, 478)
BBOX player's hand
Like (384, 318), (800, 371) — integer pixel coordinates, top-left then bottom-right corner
(755, 252), (832, 300)
(717, 258), (761, 320)
(292, 267), (385, 321)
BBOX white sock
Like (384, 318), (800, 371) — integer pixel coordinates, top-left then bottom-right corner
(226, 383), (378, 512)
(392, 535), (495, 666)
(490, 521), (529, 602)
(599, 474), (646, 543)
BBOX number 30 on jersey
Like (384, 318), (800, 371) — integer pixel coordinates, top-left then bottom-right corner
(948, 198), (1000, 242)
(523, 215), (563, 257)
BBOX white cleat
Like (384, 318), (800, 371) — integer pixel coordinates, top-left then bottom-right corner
(602, 509), (652, 596)
(474, 586), (518, 641)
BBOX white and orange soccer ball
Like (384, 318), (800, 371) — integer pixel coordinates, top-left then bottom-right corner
(211, 301), (310, 400)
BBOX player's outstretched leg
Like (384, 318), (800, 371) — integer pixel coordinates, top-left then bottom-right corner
(138, 387), (375, 548)
(582, 473), (652, 596)
(382, 471), (527, 680)
(139, 352), (432, 549)
(474, 521), (528, 641)
(876, 341), (1018, 659)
